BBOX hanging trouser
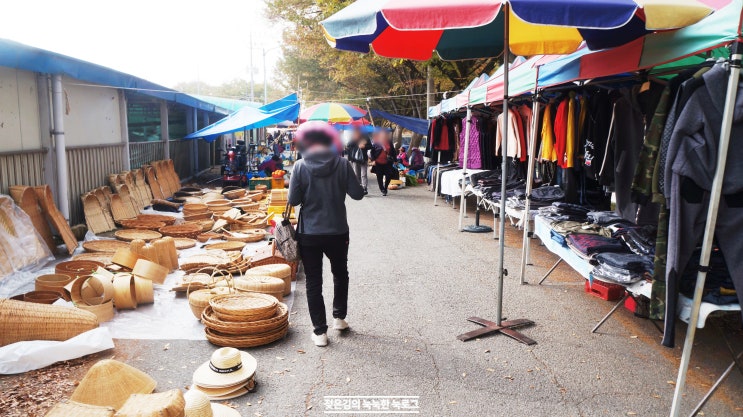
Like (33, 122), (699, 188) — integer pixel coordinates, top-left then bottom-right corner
(663, 176), (743, 347)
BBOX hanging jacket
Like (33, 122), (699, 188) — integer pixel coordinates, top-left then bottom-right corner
(540, 103), (556, 162)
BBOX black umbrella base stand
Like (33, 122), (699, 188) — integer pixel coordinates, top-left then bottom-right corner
(457, 317), (537, 345)
(462, 209), (493, 233)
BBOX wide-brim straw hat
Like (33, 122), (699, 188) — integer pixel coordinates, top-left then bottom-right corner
(70, 359), (156, 409)
(115, 389), (185, 417)
(44, 401), (115, 417)
(184, 389), (241, 417)
(192, 348), (256, 389)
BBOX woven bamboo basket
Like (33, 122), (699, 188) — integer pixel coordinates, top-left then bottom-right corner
(209, 293), (277, 321)
(83, 193), (112, 235)
(204, 241), (246, 252)
(201, 302), (288, 335)
(183, 212), (212, 221)
(45, 401), (115, 417)
(116, 389), (185, 417)
(206, 200), (231, 208)
(92, 188), (117, 229)
(171, 272), (212, 292)
(110, 194), (136, 223)
(204, 323), (288, 348)
(223, 188), (247, 200)
(234, 276), (284, 301)
(250, 243), (298, 280)
(160, 223), (202, 239)
(132, 276), (154, 304)
(197, 232), (222, 243)
(185, 219), (215, 232)
(112, 274), (137, 310)
(173, 237), (197, 249)
(0, 299), (99, 347)
(119, 219), (167, 231)
(188, 287), (231, 320)
(36, 274), (74, 300)
(12, 290), (62, 304)
(72, 252), (114, 266)
(114, 229), (162, 242)
(82, 239), (130, 253)
(9, 185), (55, 251)
(144, 166), (165, 200)
(246, 264), (292, 296)
(117, 184), (140, 218)
(179, 251), (232, 272)
(136, 214), (177, 225)
(56, 260), (105, 278)
(222, 229), (266, 243)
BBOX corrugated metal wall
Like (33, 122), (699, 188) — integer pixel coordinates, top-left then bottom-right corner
(0, 150), (48, 194)
(198, 140), (212, 173)
(129, 141), (165, 169)
(66, 144), (125, 225)
(169, 140), (192, 180)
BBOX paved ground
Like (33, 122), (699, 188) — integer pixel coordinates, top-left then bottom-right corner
(3, 183), (742, 417)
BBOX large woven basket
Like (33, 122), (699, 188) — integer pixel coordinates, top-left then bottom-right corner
(160, 224), (202, 239)
(188, 287), (231, 320)
(234, 276), (284, 302)
(0, 299), (99, 347)
(208, 293), (278, 322)
(45, 401), (115, 417)
(82, 239), (130, 253)
(223, 188), (247, 200)
(250, 243), (299, 280)
(183, 212), (212, 222)
(204, 241), (246, 252)
(201, 302), (288, 335)
(136, 214), (177, 225)
(246, 264), (292, 296)
(56, 260), (105, 278)
(35, 274), (74, 300)
(114, 229), (162, 242)
(120, 219), (167, 231)
(204, 323), (288, 348)
(183, 203), (208, 214)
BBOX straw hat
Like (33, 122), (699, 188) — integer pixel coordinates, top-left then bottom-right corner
(70, 359), (156, 409)
(184, 390), (240, 417)
(115, 389), (185, 417)
(192, 348), (256, 389)
(44, 401), (115, 417)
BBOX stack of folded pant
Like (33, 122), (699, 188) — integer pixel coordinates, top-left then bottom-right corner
(590, 252), (653, 284)
(587, 211), (624, 225)
(539, 202), (592, 222)
(612, 226), (656, 256)
(567, 234), (627, 258)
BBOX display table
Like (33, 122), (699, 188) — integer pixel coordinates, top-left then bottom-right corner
(439, 169), (486, 197)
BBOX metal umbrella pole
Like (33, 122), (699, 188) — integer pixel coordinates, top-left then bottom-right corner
(458, 107), (472, 230)
(457, 7), (535, 345)
(669, 42), (742, 417)
(519, 72), (542, 285)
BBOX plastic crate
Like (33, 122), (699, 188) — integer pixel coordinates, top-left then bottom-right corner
(271, 178), (285, 189)
(584, 279), (625, 301)
(249, 178), (272, 190)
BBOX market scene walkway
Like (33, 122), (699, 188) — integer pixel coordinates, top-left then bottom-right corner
(2, 185), (741, 416)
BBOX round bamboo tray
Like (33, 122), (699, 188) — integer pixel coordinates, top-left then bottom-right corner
(35, 274), (74, 300)
(204, 241), (246, 252)
(159, 224), (202, 239)
(223, 229), (266, 243)
(0, 299), (99, 347)
(112, 274), (137, 310)
(132, 259), (169, 284)
(114, 229), (162, 242)
(246, 264), (292, 296)
(206, 200), (231, 208)
(173, 237), (197, 250)
(14, 290), (62, 304)
(82, 239), (130, 253)
(188, 287), (231, 320)
(171, 272), (212, 292)
(201, 302), (288, 335)
(133, 276), (154, 304)
(209, 293), (277, 321)
(119, 219), (167, 231)
(183, 212), (212, 221)
(136, 214), (177, 225)
(223, 189), (247, 200)
(185, 219), (215, 232)
(234, 276), (284, 301)
(197, 232), (222, 243)
(56, 260), (105, 278)
(72, 253), (114, 265)
(204, 323), (288, 348)
(111, 248), (141, 269)
(183, 203), (209, 214)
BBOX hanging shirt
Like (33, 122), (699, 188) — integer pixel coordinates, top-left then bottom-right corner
(554, 93), (577, 169)
(459, 117), (483, 169)
(540, 104), (556, 162)
(495, 110), (522, 159)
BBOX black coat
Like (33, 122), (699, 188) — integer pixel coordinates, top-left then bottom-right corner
(346, 136), (372, 163)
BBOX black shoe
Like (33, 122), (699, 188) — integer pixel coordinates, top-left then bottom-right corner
(382, 190), (388, 196)
(363, 190), (368, 195)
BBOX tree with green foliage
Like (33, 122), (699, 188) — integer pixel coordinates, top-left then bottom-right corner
(265, 0), (499, 122)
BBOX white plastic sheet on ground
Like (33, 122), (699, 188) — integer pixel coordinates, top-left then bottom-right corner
(0, 327), (114, 374)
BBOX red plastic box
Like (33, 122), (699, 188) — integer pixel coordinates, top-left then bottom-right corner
(584, 279), (626, 301)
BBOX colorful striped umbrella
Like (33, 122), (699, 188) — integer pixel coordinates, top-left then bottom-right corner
(299, 102), (367, 123)
(321, 0), (717, 59)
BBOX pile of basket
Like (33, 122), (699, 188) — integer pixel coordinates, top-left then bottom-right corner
(201, 293), (288, 348)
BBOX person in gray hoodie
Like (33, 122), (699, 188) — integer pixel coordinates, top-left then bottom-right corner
(289, 121), (364, 347)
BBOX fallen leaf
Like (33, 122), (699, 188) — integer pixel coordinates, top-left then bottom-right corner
(163, 343), (170, 351)
(667, 381), (676, 386)
(504, 375), (514, 381)
(307, 405), (313, 410)
(486, 368), (495, 373)
(484, 349), (491, 353)
(346, 377), (351, 382)
(297, 350), (306, 354)
(276, 357), (285, 360)
(630, 336), (638, 339)
(627, 412), (637, 416)
(462, 373), (467, 378)
(415, 348), (421, 352)
(246, 402), (252, 406)
(652, 394), (661, 399)
(448, 401), (457, 405)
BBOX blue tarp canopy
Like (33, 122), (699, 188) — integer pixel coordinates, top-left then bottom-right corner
(186, 94), (300, 141)
(369, 109), (428, 136)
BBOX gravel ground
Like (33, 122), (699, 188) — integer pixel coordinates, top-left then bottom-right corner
(1, 182), (742, 417)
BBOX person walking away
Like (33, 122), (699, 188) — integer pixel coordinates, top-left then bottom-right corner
(370, 130), (398, 196)
(346, 128), (371, 195)
(288, 121), (364, 347)
(409, 147), (425, 172)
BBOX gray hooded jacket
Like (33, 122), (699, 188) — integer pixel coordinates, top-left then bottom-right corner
(288, 149), (364, 235)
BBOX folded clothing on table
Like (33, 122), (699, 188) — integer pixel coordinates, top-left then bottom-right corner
(587, 211), (624, 225)
(567, 234), (627, 257)
(550, 221), (612, 237)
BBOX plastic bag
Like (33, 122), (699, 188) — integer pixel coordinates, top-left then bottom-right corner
(0, 195), (54, 280)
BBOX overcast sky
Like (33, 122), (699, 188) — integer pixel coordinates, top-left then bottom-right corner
(0, 0), (285, 89)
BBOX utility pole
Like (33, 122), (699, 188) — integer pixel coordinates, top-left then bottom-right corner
(426, 65), (434, 114)
(263, 48), (267, 104)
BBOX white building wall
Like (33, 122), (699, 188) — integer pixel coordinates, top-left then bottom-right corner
(62, 80), (122, 147)
(0, 67), (41, 152)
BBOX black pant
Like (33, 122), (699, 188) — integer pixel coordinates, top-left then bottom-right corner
(298, 233), (350, 335)
(375, 164), (396, 192)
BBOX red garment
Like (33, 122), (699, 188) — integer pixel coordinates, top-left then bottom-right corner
(437, 119), (450, 151)
(553, 98), (570, 168)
